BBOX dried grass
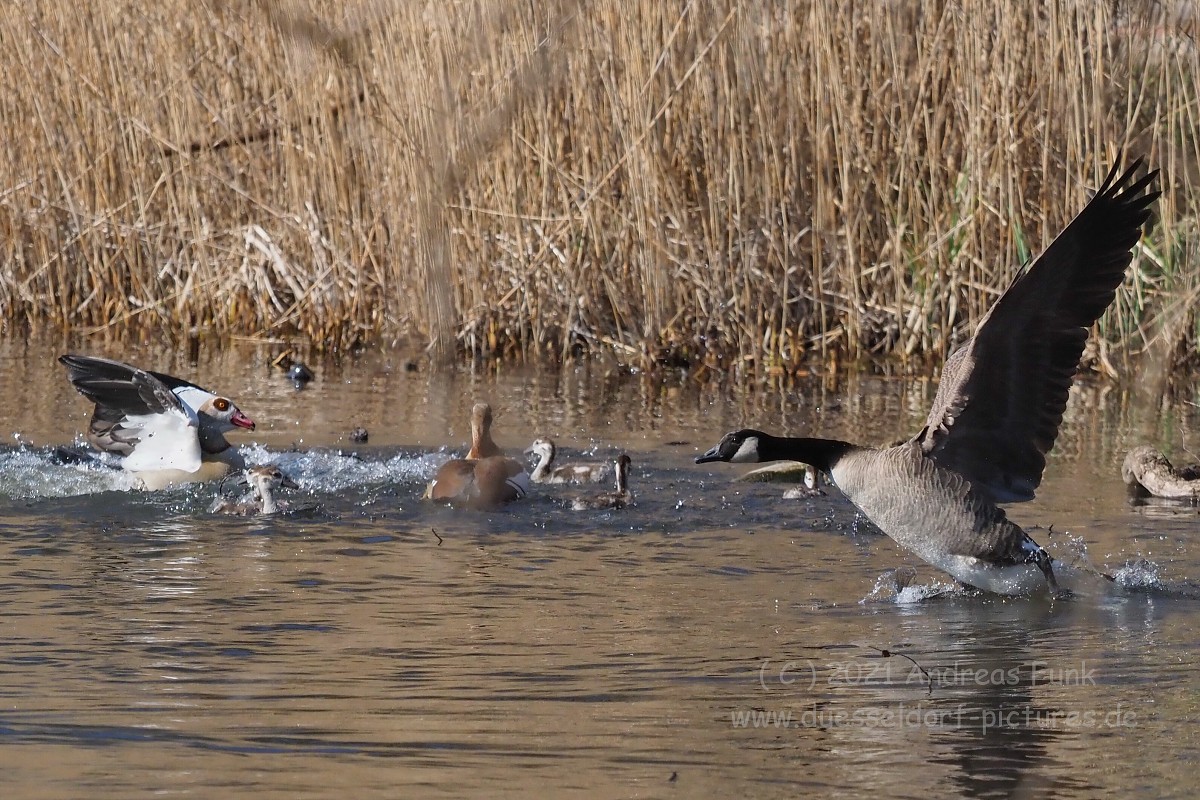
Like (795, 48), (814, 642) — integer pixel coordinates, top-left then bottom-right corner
(0, 0), (1196, 370)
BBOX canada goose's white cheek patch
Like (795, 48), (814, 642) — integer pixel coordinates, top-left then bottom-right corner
(729, 437), (760, 463)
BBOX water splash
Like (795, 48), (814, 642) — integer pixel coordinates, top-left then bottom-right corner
(1112, 558), (1164, 591)
(237, 444), (444, 493)
(0, 445), (136, 498)
(862, 567), (962, 604)
(0, 444), (444, 502)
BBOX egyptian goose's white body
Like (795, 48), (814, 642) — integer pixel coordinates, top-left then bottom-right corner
(60, 354), (256, 490)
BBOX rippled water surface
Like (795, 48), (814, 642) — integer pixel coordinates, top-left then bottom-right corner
(1, 336), (1198, 798)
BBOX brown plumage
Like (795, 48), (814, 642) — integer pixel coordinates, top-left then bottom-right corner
(524, 438), (613, 484)
(570, 454), (633, 510)
(915, 162), (1160, 504)
(465, 403), (502, 459)
(697, 159), (1159, 595)
(425, 404), (529, 508)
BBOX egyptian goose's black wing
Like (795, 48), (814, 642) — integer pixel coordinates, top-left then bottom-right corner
(59, 354), (203, 471)
(59, 355), (184, 419)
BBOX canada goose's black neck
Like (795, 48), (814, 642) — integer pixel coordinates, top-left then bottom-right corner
(758, 435), (855, 473)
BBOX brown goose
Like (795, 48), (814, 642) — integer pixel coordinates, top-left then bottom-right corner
(60, 354), (256, 490)
(697, 159), (1159, 595)
(570, 454), (633, 511)
(524, 438), (613, 484)
(425, 403), (530, 508)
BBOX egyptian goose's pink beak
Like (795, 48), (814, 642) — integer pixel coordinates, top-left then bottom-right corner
(232, 410), (256, 431)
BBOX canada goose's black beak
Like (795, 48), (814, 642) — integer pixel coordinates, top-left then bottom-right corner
(695, 443), (724, 464)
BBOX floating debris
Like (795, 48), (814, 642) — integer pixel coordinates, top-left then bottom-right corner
(272, 350), (315, 388)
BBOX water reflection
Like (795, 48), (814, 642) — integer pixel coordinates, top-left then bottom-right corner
(0, 336), (1195, 797)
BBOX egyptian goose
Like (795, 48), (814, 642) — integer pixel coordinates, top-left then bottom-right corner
(211, 463), (299, 515)
(59, 354), (256, 490)
(425, 403), (530, 508)
(524, 438), (614, 484)
(697, 159), (1158, 595)
(570, 454), (633, 510)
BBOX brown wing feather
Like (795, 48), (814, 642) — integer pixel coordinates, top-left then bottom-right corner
(471, 457), (526, 507)
(918, 160), (1159, 502)
(426, 459), (478, 501)
(425, 456), (526, 507)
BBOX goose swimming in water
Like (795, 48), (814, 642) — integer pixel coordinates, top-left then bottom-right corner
(425, 403), (531, 509)
(60, 354), (256, 490)
(697, 159), (1159, 595)
(570, 454), (633, 511)
(211, 463), (299, 516)
(524, 438), (614, 484)
(781, 465), (825, 500)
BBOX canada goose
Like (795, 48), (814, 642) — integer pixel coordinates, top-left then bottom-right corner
(697, 159), (1159, 595)
(211, 464), (299, 516)
(1122, 445), (1200, 500)
(571, 454), (633, 510)
(524, 437), (614, 484)
(59, 354), (256, 490)
(425, 403), (530, 508)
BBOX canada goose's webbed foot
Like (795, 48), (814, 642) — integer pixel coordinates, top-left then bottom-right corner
(1030, 547), (1058, 594)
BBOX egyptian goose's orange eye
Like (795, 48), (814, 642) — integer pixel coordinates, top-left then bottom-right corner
(213, 398), (230, 412)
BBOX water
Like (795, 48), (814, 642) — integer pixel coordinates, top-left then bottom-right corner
(0, 337), (1198, 798)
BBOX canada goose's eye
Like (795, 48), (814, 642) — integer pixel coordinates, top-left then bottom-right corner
(213, 398), (230, 412)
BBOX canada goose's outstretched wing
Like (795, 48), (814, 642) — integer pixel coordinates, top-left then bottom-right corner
(918, 159), (1159, 503)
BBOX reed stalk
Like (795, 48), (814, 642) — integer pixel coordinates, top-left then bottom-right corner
(0, 0), (1194, 370)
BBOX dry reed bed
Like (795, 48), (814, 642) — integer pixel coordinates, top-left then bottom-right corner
(0, 0), (1196, 369)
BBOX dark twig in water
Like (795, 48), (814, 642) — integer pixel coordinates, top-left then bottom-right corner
(432, 528), (443, 546)
(868, 645), (933, 697)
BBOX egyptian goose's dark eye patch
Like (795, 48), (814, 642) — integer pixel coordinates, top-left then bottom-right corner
(213, 398), (230, 412)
